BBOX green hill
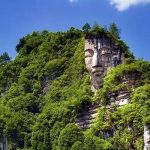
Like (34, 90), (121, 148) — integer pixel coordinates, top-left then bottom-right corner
(0, 24), (149, 150)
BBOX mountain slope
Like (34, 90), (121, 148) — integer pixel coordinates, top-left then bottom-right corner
(0, 25), (149, 150)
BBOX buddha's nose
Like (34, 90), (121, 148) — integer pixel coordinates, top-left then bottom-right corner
(92, 52), (100, 68)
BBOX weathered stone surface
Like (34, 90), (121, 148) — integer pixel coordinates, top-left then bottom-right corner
(0, 137), (7, 150)
(144, 125), (150, 150)
(122, 71), (141, 88)
(85, 37), (124, 91)
(76, 37), (143, 146)
(75, 103), (101, 129)
(106, 90), (130, 108)
(77, 37), (128, 129)
(106, 71), (140, 108)
(42, 77), (50, 94)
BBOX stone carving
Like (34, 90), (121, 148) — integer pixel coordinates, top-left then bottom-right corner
(85, 37), (124, 91)
(76, 36), (126, 129)
(76, 37), (148, 149)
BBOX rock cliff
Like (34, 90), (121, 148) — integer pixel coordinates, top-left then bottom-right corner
(75, 36), (150, 150)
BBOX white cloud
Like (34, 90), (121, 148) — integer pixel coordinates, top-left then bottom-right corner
(68, 0), (150, 11)
(110, 0), (150, 11)
(69, 0), (78, 3)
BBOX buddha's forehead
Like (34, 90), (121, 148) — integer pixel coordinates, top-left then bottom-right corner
(84, 38), (113, 52)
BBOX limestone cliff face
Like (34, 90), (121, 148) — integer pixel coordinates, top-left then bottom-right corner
(76, 37), (150, 150)
(76, 36), (127, 130)
(107, 71), (141, 108)
(84, 36), (141, 107)
(75, 71), (140, 130)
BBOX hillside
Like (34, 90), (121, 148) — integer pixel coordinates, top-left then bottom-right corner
(0, 24), (149, 150)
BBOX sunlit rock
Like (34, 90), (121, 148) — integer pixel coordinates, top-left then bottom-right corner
(85, 37), (124, 91)
(144, 125), (150, 150)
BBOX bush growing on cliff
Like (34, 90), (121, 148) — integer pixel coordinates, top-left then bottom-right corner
(58, 124), (84, 150)
(96, 59), (150, 104)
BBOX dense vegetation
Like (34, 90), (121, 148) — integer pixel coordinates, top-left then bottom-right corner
(0, 24), (149, 150)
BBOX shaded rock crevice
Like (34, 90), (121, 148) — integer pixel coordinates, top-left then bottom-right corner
(75, 103), (101, 129)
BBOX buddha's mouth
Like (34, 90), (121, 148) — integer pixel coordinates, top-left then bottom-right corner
(92, 68), (103, 74)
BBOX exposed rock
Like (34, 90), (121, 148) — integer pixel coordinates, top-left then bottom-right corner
(106, 90), (130, 108)
(0, 137), (7, 150)
(106, 71), (140, 108)
(0, 86), (9, 97)
(103, 129), (114, 139)
(75, 103), (101, 129)
(122, 71), (141, 88)
(144, 125), (150, 150)
(76, 36), (145, 150)
(85, 37), (124, 91)
(76, 36), (134, 129)
(42, 77), (50, 94)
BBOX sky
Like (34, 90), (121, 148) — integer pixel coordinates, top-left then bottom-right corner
(0, 0), (150, 61)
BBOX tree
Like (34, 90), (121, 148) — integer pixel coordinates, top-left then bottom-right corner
(58, 124), (84, 150)
(71, 141), (83, 150)
(109, 23), (120, 39)
(16, 37), (26, 53)
(0, 52), (10, 65)
(92, 23), (101, 33)
(91, 23), (106, 38)
(82, 23), (91, 33)
(43, 130), (51, 150)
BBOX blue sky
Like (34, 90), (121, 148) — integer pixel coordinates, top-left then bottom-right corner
(0, 0), (150, 61)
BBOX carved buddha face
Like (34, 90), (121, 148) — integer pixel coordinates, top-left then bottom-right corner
(85, 38), (121, 91)
(85, 45), (104, 90)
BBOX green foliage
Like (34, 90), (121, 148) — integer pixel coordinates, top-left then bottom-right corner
(7, 143), (17, 150)
(83, 23), (134, 60)
(109, 23), (120, 39)
(70, 141), (83, 150)
(24, 133), (31, 148)
(131, 84), (150, 125)
(83, 134), (112, 150)
(58, 124), (84, 150)
(82, 23), (91, 35)
(91, 60), (150, 149)
(0, 28), (85, 149)
(0, 52), (10, 66)
(50, 121), (65, 150)
(96, 60), (150, 104)
(90, 23), (108, 38)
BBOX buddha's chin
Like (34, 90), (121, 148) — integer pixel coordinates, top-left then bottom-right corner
(93, 72), (103, 80)
(95, 76), (101, 82)
(94, 76), (102, 87)
(91, 73), (103, 90)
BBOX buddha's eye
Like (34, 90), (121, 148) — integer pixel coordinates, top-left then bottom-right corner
(85, 49), (94, 58)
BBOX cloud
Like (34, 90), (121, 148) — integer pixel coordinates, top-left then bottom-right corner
(110, 0), (150, 11)
(68, 0), (150, 11)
